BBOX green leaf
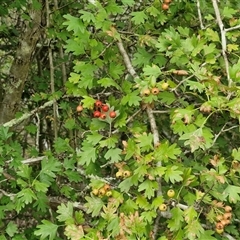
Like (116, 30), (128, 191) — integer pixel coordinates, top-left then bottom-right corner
(41, 156), (62, 178)
(64, 224), (84, 240)
(64, 118), (76, 130)
(99, 136), (118, 148)
(84, 196), (104, 217)
(198, 230), (215, 240)
(118, 177), (134, 193)
(121, 91), (141, 106)
(6, 222), (18, 237)
(56, 202), (74, 224)
(122, 0), (135, 6)
(104, 148), (122, 163)
(184, 206), (197, 223)
(184, 220), (204, 240)
(135, 133), (154, 152)
(133, 48), (153, 67)
(34, 220), (58, 240)
(138, 179), (158, 199)
(86, 133), (104, 146)
(64, 39), (85, 55)
(109, 62), (124, 79)
(32, 180), (49, 193)
(78, 142), (97, 165)
(223, 185), (240, 203)
(97, 77), (121, 90)
(131, 11), (148, 25)
(17, 164), (32, 180)
(159, 91), (176, 105)
(222, 6), (237, 18)
(164, 166), (183, 183)
(53, 138), (73, 154)
(107, 217), (120, 236)
(81, 96), (95, 109)
(17, 188), (37, 205)
(143, 64), (161, 77)
(63, 14), (85, 35)
(79, 10), (95, 23)
(167, 207), (184, 231)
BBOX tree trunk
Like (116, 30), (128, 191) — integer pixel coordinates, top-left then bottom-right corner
(0, 2), (44, 125)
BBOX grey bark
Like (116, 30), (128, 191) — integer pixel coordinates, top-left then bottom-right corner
(0, 2), (44, 124)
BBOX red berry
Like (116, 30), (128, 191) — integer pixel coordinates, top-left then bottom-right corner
(109, 111), (116, 118)
(95, 100), (102, 108)
(100, 113), (106, 119)
(93, 111), (101, 118)
(101, 104), (109, 112)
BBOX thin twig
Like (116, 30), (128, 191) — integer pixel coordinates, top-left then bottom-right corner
(2, 99), (55, 128)
(225, 24), (240, 32)
(196, 0), (204, 29)
(116, 38), (138, 78)
(116, 36), (163, 240)
(211, 0), (232, 86)
(46, 0), (58, 140)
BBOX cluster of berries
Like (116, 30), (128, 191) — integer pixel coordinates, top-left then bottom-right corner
(215, 205), (232, 234)
(93, 100), (116, 119)
(76, 99), (117, 119)
(162, 0), (172, 10)
(91, 183), (112, 198)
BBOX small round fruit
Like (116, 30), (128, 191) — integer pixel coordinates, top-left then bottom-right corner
(223, 212), (232, 220)
(98, 188), (106, 196)
(151, 87), (160, 95)
(93, 111), (101, 118)
(123, 170), (131, 178)
(95, 100), (102, 108)
(161, 82), (169, 90)
(215, 222), (224, 230)
(162, 3), (169, 10)
(76, 105), (83, 112)
(100, 113), (106, 119)
(104, 184), (111, 191)
(224, 205), (232, 212)
(101, 104), (109, 112)
(109, 111), (116, 118)
(167, 189), (175, 198)
(215, 228), (224, 234)
(216, 215), (223, 222)
(221, 219), (230, 226)
(164, 0), (172, 3)
(159, 204), (167, 211)
(92, 188), (99, 196)
(116, 171), (123, 178)
(142, 88), (151, 96)
(106, 190), (112, 197)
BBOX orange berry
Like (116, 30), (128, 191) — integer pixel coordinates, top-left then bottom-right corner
(215, 222), (224, 230)
(76, 105), (83, 112)
(224, 205), (232, 212)
(223, 212), (232, 220)
(162, 3), (169, 10)
(151, 87), (160, 95)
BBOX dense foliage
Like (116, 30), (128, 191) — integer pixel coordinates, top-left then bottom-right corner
(1, 0), (240, 239)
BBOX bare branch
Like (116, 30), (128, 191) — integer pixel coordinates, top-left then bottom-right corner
(2, 99), (55, 128)
(225, 24), (240, 32)
(196, 0), (204, 29)
(116, 36), (164, 240)
(117, 38), (138, 78)
(211, 0), (232, 86)
(46, 0), (58, 140)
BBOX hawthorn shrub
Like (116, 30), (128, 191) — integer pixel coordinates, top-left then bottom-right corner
(1, 0), (240, 240)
